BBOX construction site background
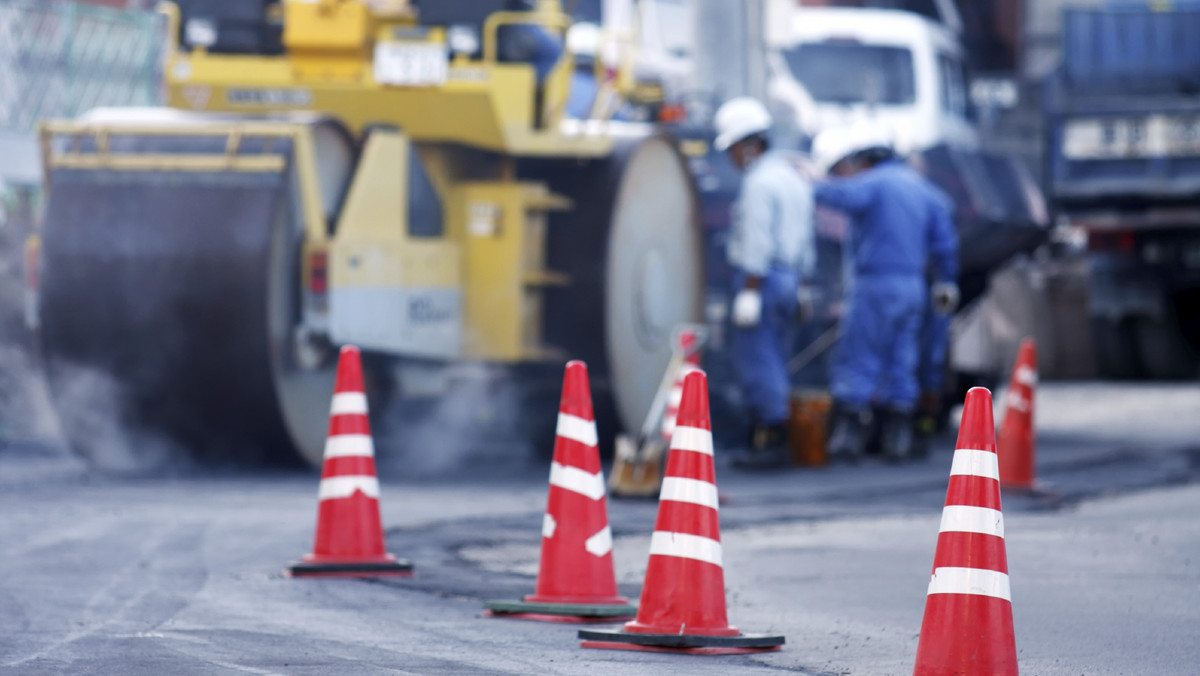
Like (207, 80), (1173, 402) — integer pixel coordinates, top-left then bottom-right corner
(0, 0), (1171, 450)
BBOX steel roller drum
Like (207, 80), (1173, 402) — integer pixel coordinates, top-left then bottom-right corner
(537, 129), (704, 438)
(38, 133), (336, 468)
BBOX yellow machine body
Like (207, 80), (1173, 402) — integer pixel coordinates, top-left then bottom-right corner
(34, 0), (705, 467)
(162, 1), (607, 156)
(142, 0), (620, 364)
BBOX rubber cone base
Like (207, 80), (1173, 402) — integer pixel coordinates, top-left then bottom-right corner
(581, 640), (781, 655)
(578, 628), (785, 653)
(484, 599), (636, 623)
(287, 557), (414, 578)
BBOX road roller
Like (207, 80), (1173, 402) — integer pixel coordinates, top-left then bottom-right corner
(32, 0), (703, 467)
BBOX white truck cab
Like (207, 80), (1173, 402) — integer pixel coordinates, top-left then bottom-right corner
(764, 3), (977, 153)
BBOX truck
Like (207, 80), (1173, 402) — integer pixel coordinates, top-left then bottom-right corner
(764, 1), (977, 154)
(1046, 2), (1200, 379)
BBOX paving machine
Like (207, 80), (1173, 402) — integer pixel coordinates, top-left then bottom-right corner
(32, 0), (703, 467)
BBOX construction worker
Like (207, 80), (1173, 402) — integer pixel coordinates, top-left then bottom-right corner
(812, 126), (958, 462)
(713, 97), (816, 466)
(565, 22), (600, 119)
(496, 1), (563, 83)
(915, 278), (954, 451)
(912, 155), (958, 451)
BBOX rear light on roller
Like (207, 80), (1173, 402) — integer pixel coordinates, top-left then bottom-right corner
(308, 250), (328, 295)
(1087, 231), (1135, 253)
(24, 236), (39, 291)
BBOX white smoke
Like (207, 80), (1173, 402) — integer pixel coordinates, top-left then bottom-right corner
(371, 361), (549, 478)
(37, 359), (192, 473)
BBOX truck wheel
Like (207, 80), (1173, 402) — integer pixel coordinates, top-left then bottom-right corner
(1092, 318), (1142, 380)
(1134, 317), (1200, 380)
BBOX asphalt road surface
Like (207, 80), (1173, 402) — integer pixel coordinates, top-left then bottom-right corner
(1, 383), (1198, 675)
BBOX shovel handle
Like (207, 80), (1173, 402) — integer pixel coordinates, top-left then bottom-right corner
(639, 350), (685, 442)
(787, 326), (841, 375)
(638, 324), (708, 443)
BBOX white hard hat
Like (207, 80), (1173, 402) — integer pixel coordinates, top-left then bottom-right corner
(811, 126), (859, 175)
(811, 123), (893, 174)
(567, 22), (600, 60)
(853, 123), (893, 153)
(713, 97), (772, 152)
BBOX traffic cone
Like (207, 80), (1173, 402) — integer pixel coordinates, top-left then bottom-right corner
(580, 370), (785, 654)
(287, 346), (412, 577)
(913, 387), (1017, 676)
(484, 361), (636, 622)
(660, 327), (702, 442)
(998, 338), (1037, 491)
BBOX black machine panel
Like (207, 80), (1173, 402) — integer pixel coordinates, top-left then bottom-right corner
(175, 0), (284, 55)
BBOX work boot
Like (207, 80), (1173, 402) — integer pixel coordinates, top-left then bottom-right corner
(880, 408), (917, 462)
(826, 405), (870, 463)
(733, 423), (789, 469)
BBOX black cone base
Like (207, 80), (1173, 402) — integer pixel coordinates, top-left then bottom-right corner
(287, 558), (414, 578)
(579, 628), (784, 654)
(484, 599), (636, 623)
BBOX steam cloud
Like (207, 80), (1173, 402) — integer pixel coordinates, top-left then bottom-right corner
(371, 361), (553, 479)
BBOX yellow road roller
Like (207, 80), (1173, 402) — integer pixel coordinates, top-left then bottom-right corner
(33, 0), (703, 467)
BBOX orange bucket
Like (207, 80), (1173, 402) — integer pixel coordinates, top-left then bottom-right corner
(788, 389), (831, 466)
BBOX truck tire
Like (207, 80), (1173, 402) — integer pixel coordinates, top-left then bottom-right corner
(1092, 318), (1142, 380)
(1134, 316), (1200, 380)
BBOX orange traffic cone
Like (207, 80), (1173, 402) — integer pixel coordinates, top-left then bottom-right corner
(999, 338), (1037, 491)
(580, 370), (785, 654)
(660, 327), (702, 442)
(287, 346), (412, 577)
(484, 361), (636, 622)
(913, 387), (1017, 676)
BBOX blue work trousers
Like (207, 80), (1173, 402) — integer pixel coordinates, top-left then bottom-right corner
(731, 269), (798, 425)
(832, 274), (925, 410)
(918, 300), (951, 393)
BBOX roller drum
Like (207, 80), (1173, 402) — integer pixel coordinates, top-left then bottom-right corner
(38, 163), (320, 467)
(537, 130), (705, 440)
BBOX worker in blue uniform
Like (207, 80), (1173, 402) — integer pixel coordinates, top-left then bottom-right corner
(812, 127), (958, 461)
(914, 278), (954, 452)
(911, 156), (960, 452)
(712, 97), (816, 466)
(915, 180), (959, 452)
(564, 22), (601, 119)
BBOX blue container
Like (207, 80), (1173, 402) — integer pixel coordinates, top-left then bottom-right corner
(1062, 5), (1200, 95)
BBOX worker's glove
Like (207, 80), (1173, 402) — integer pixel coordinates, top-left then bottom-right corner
(931, 281), (960, 316)
(732, 288), (763, 328)
(795, 284), (815, 324)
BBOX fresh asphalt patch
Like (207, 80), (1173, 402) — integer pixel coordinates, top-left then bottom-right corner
(376, 434), (1200, 604)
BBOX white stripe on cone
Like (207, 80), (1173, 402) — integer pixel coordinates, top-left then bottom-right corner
(330, 392), (368, 416)
(1015, 365), (1037, 386)
(939, 505), (1005, 538)
(927, 566), (1012, 601)
(556, 413), (598, 448)
(323, 434), (375, 458)
(548, 462), (606, 500)
(671, 426), (714, 456)
(649, 531), (723, 567)
(1005, 389), (1030, 413)
(318, 475), (380, 500)
(659, 476), (720, 510)
(949, 448), (1000, 481)
(585, 526), (613, 557)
